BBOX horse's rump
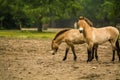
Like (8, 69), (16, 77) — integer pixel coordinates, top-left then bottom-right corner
(106, 26), (119, 37)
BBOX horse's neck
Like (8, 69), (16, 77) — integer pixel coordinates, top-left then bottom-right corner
(54, 36), (64, 45)
(83, 25), (93, 39)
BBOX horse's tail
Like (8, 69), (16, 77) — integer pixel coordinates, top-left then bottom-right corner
(116, 38), (120, 61)
(116, 38), (120, 50)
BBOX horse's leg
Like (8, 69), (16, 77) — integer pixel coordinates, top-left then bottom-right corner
(70, 45), (77, 61)
(87, 43), (94, 62)
(95, 45), (98, 61)
(111, 39), (120, 62)
(117, 49), (120, 61)
(112, 50), (115, 61)
(110, 40), (116, 62)
(66, 40), (77, 61)
(63, 46), (70, 61)
(91, 44), (99, 61)
(87, 49), (92, 62)
(91, 45), (95, 61)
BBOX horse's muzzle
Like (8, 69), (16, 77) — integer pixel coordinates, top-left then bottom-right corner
(79, 30), (83, 33)
(79, 28), (84, 33)
(50, 50), (55, 55)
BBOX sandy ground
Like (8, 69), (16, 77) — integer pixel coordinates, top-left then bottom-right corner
(0, 38), (120, 80)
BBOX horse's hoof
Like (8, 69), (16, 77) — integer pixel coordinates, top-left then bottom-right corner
(111, 59), (114, 62)
(88, 58), (93, 62)
(91, 57), (94, 60)
(118, 60), (120, 63)
(63, 59), (66, 61)
(74, 59), (77, 61)
(90, 59), (93, 61)
(95, 57), (98, 61)
(87, 60), (90, 63)
(111, 60), (115, 64)
(63, 58), (66, 61)
(96, 58), (98, 61)
(74, 57), (77, 61)
(111, 61), (114, 63)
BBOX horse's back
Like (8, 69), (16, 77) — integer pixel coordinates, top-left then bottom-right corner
(65, 29), (85, 44)
(92, 26), (119, 44)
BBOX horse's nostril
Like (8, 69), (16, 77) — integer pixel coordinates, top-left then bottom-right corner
(50, 50), (56, 55)
(79, 30), (83, 33)
(52, 53), (55, 55)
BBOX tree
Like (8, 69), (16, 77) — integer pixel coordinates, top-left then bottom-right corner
(10, 0), (26, 30)
(23, 0), (50, 31)
(0, 0), (26, 29)
(113, 0), (120, 26)
(0, 0), (119, 30)
(0, 0), (15, 29)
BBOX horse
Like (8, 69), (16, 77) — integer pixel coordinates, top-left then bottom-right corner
(51, 28), (98, 61)
(77, 16), (120, 62)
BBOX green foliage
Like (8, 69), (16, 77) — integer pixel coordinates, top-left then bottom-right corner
(0, 0), (120, 30)
(113, 0), (120, 18)
(98, 0), (114, 19)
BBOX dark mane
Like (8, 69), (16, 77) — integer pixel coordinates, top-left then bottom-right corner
(79, 16), (93, 27)
(53, 28), (71, 40)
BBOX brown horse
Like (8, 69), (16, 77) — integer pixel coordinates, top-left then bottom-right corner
(51, 28), (98, 61)
(77, 16), (120, 62)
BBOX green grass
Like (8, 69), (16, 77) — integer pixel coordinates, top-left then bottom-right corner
(0, 30), (56, 39)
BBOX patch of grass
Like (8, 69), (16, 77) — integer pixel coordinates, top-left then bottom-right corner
(0, 30), (56, 39)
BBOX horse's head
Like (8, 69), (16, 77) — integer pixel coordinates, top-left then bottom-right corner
(77, 16), (93, 33)
(50, 40), (58, 55)
(50, 29), (70, 55)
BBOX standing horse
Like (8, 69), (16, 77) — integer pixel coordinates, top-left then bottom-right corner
(51, 28), (98, 61)
(77, 16), (120, 62)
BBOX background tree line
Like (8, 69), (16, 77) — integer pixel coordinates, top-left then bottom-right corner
(0, 0), (120, 31)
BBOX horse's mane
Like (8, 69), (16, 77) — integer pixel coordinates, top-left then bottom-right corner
(53, 28), (71, 40)
(79, 16), (93, 27)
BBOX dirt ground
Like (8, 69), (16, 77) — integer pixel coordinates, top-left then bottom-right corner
(0, 38), (120, 80)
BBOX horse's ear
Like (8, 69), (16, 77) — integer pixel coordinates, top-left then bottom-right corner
(79, 16), (84, 20)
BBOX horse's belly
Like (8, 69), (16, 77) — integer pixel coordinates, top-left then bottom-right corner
(72, 39), (85, 44)
(69, 33), (86, 44)
(94, 36), (109, 44)
(92, 29), (110, 44)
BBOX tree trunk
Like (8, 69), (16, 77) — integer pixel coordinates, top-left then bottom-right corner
(37, 21), (42, 32)
(19, 22), (22, 30)
(37, 16), (42, 32)
(49, 16), (55, 28)
(0, 20), (3, 29)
